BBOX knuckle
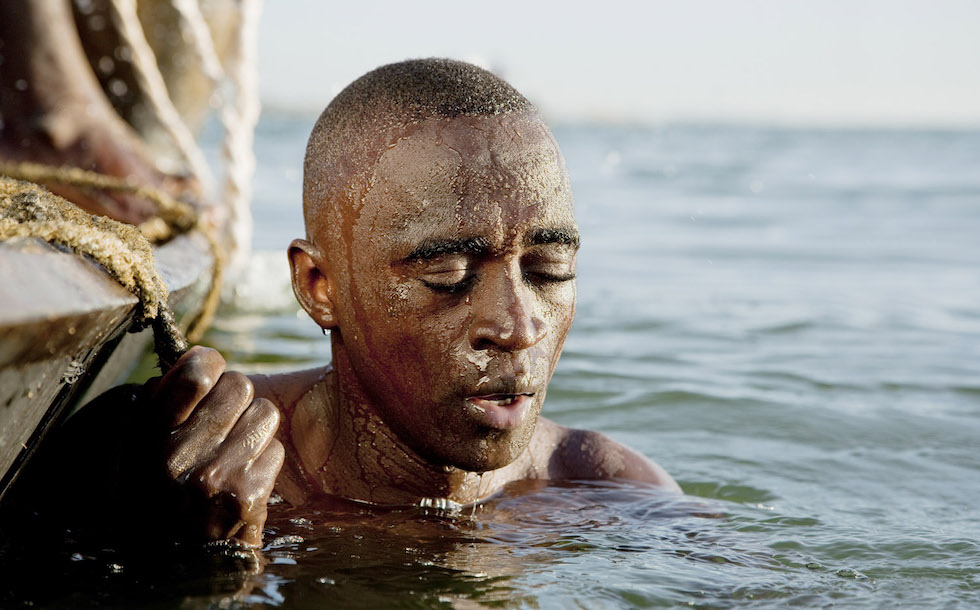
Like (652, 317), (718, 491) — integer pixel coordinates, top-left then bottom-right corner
(165, 445), (195, 480)
(182, 345), (222, 372)
(240, 415), (278, 450)
(184, 345), (221, 364)
(165, 454), (187, 480)
(170, 353), (221, 396)
(196, 464), (226, 497)
(251, 398), (280, 427)
(219, 371), (254, 401)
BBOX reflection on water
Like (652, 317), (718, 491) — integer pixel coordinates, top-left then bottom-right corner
(0, 479), (889, 607)
(249, 481), (732, 608)
(1, 479), (854, 608)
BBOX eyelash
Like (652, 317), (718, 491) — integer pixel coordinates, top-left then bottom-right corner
(420, 270), (575, 295)
(525, 270), (577, 284)
(421, 275), (476, 294)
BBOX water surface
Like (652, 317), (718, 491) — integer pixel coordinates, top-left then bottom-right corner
(11, 117), (980, 608)
(212, 118), (980, 608)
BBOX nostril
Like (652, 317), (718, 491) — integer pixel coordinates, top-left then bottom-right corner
(472, 337), (495, 351)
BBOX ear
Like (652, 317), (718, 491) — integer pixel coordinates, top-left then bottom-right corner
(289, 239), (338, 329)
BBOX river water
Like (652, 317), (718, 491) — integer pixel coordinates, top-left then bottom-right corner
(203, 116), (980, 608)
(10, 116), (980, 607)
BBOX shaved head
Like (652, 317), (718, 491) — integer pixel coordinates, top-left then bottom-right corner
(302, 58), (537, 253)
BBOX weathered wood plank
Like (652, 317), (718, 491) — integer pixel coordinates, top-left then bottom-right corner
(0, 231), (213, 500)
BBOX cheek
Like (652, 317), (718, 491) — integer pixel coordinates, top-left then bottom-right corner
(380, 278), (414, 318)
(541, 282), (577, 335)
(523, 283), (576, 382)
(368, 280), (471, 377)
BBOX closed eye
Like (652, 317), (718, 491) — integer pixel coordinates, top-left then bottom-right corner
(411, 253), (476, 294)
(421, 274), (476, 294)
(522, 246), (577, 286)
(524, 269), (577, 284)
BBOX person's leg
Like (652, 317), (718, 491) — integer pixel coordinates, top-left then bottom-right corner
(0, 0), (195, 224)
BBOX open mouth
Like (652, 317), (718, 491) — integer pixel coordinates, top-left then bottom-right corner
(465, 393), (535, 430)
(470, 392), (533, 405)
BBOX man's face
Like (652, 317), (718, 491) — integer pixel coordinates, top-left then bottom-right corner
(322, 112), (578, 472)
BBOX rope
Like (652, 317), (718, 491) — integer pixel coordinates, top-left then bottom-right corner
(110, 0), (264, 285)
(0, 161), (196, 238)
(0, 1), (262, 366)
(0, 176), (187, 370)
(172, 0), (226, 85)
(0, 162), (222, 348)
(217, 0), (263, 283)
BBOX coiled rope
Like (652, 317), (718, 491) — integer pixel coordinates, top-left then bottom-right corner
(0, 0), (262, 370)
(0, 168), (222, 371)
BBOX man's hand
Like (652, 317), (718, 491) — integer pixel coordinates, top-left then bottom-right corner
(147, 346), (284, 548)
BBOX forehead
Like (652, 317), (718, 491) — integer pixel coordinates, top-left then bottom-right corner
(359, 113), (574, 249)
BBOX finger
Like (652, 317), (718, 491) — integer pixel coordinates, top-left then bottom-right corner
(152, 346), (226, 427)
(186, 398), (279, 493)
(202, 493), (249, 544)
(235, 440), (285, 547)
(221, 398), (282, 467)
(176, 371), (255, 445)
(201, 440), (284, 547)
(164, 370), (252, 482)
(251, 438), (286, 486)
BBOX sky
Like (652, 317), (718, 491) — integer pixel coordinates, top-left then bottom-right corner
(258, 0), (980, 127)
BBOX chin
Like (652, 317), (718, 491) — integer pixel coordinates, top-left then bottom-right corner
(449, 455), (510, 474)
(436, 430), (533, 473)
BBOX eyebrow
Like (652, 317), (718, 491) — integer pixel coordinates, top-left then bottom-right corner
(527, 227), (581, 248)
(402, 228), (580, 262)
(404, 236), (491, 261)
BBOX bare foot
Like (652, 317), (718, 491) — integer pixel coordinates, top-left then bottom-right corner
(0, 101), (200, 226)
(0, 0), (201, 226)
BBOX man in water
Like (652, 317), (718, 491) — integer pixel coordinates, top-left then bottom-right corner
(27, 59), (678, 548)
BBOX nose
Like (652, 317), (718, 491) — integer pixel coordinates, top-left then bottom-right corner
(468, 261), (548, 352)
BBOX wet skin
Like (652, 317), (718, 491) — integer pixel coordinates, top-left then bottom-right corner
(146, 347), (284, 547)
(38, 111), (677, 549)
(295, 113), (578, 474)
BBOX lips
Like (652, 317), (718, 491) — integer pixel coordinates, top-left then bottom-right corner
(465, 392), (534, 430)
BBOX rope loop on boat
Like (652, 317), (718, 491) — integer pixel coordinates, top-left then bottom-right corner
(0, 0), (263, 370)
(0, 172), (220, 370)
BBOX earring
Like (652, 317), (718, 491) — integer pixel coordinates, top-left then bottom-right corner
(322, 327), (328, 336)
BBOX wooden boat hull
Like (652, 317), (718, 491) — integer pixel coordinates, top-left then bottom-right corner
(0, 231), (214, 501)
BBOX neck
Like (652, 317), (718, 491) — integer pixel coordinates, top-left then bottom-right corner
(298, 343), (507, 507)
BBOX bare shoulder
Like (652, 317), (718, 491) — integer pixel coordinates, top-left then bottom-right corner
(249, 367), (326, 414)
(529, 418), (681, 492)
